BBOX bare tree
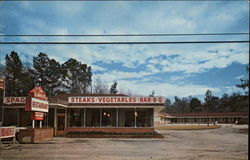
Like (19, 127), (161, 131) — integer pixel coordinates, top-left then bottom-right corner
(92, 76), (109, 94)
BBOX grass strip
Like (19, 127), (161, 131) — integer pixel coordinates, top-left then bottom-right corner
(155, 125), (221, 130)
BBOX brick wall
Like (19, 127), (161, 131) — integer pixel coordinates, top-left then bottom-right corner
(18, 128), (54, 143)
(64, 127), (155, 134)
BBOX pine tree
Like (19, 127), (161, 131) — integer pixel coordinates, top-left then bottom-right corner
(149, 90), (155, 97)
(5, 51), (34, 96)
(62, 58), (92, 94)
(189, 98), (201, 112)
(47, 59), (63, 96)
(31, 52), (50, 93)
(236, 65), (249, 95)
(110, 81), (118, 94)
(204, 90), (219, 112)
(32, 53), (63, 96)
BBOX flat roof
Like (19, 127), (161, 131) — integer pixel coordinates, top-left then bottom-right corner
(160, 112), (248, 118)
(4, 94), (165, 107)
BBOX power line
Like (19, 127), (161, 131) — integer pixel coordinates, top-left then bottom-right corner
(0, 0), (247, 1)
(0, 40), (249, 45)
(0, 33), (248, 37)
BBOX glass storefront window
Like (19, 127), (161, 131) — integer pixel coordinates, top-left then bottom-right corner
(118, 108), (135, 127)
(3, 108), (18, 126)
(67, 108), (154, 128)
(101, 108), (116, 127)
(20, 108), (32, 127)
(48, 108), (54, 127)
(86, 108), (100, 127)
(67, 109), (84, 127)
(136, 108), (153, 127)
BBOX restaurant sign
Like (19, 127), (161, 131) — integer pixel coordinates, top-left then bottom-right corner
(0, 127), (16, 139)
(69, 96), (165, 104)
(4, 97), (26, 104)
(31, 112), (45, 121)
(26, 86), (49, 113)
(28, 97), (49, 112)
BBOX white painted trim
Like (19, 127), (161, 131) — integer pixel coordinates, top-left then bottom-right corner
(49, 103), (68, 108)
(68, 105), (160, 108)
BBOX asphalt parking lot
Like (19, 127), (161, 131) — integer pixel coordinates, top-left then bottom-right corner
(0, 124), (248, 160)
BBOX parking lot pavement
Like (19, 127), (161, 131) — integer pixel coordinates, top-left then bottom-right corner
(0, 125), (248, 160)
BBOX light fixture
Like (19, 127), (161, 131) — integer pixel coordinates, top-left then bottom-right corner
(134, 112), (137, 117)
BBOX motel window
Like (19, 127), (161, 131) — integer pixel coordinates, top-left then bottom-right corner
(194, 118), (197, 123)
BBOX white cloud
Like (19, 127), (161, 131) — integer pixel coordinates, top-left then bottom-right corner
(146, 64), (160, 73)
(117, 79), (220, 98)
(94, 70), (151, 82)
(1, 1), (248, 99)
(170, 74), (191, 82)
(1, 41), (248, 75)
(91, 64), (107, 72)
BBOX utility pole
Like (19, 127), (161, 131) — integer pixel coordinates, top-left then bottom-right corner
(0, 78), (5, 126)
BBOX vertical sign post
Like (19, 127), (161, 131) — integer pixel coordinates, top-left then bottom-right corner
(26, 86), (49, 129)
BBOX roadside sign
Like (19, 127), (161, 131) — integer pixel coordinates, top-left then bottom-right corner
(31, 112), (44, 121)
(26, 86), (49, 112)
(0, 127), (15, 139)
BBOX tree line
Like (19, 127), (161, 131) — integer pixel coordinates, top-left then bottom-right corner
(164, 66), (249, 113)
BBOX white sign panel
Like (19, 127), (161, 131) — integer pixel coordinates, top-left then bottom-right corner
(4, 97), (26, 104)
(68, 96), (165, 104)
(31, 97), (49, 112)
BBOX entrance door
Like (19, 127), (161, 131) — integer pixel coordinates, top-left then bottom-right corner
(57, 115), (65, 131)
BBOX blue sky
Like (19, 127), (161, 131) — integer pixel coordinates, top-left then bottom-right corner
(0, 1), (249, 101)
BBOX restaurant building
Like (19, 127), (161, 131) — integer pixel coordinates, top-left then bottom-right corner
(1, 94), (165, 135)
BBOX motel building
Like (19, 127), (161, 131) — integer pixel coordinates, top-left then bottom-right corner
(1, 93), (165, 136)
(157, 112), (248, 125)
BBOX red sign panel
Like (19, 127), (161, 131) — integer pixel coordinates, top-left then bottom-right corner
(28, 86), (47, 100)
(26, 86), (49, 112)
(0, 127), (15, 139)
(31, 112), (44, 121)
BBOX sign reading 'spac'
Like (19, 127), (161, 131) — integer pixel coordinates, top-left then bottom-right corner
(25, 86), (49, 113)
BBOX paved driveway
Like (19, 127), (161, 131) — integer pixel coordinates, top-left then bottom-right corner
(1, 125), (248, 160)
